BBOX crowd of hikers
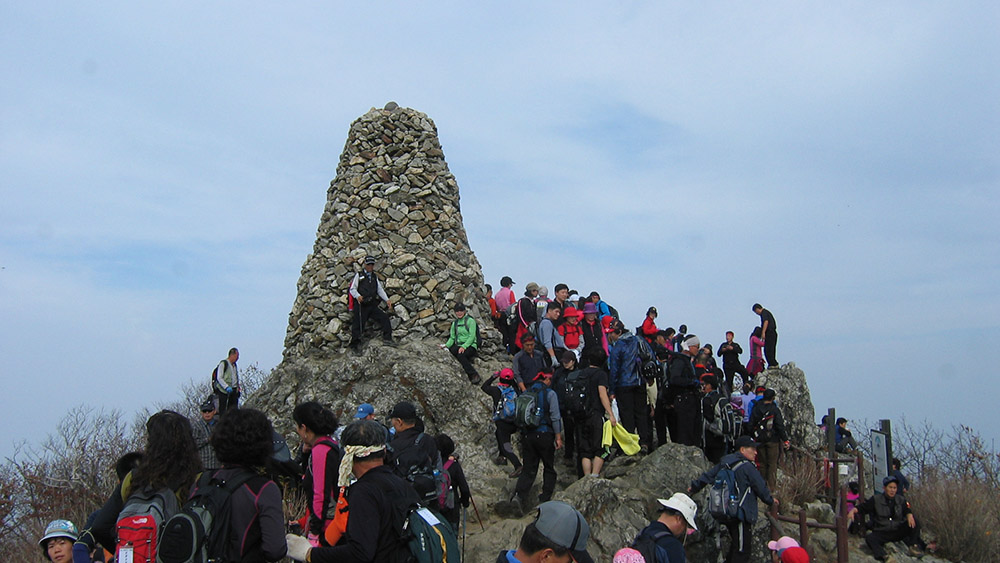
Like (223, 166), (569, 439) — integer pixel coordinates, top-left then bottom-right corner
(41, 264), (931, 562)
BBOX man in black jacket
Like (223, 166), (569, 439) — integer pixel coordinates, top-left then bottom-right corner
(848, 475), (928, 560)
(689, 436), (778, 563)
(752, 304), (778, 368)
(386, 402), (443, 508)
(717, 331), (751, 392)
(664, 335), (703, 447)
(285, 420), (419, 563)
(747, 389), (789, 490)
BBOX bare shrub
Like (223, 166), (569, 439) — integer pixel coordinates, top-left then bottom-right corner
(909, 468), (1000, 561)
(776, 449), (824, 511)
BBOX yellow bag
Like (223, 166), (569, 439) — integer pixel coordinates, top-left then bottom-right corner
(602, 420), (641, 456)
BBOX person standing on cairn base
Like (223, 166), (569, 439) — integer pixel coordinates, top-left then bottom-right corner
(213, 347), (241, 412)
(349, 255), (394, 351)
(752, 303), (778, 368)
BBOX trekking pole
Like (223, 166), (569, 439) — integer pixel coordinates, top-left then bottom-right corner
(461, 505), (467, 560)
(469, 495), (486, 531)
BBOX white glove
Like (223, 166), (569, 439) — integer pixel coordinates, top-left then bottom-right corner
(286, 533), (312, 561)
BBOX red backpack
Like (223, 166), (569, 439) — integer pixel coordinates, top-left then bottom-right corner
(115, 485), (181, 562)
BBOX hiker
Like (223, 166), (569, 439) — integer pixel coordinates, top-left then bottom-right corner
(747, 388), (790, 490)
(40, 519), (78, 563)
(557, 306), (584, 360)
(768, 536), (810, 563)
(665, 335), (703, 448)
(752, 303), (778, 368)
(512, 334), (544, 391)
(292, 401), (342, 545)
(348, 255), (393, 350)
(700, 375), (729, 463)
(639, 306), (659, 343)
(671, 324), (688, 352)
(587, 291), (613, 320)
(204, 408), (286, 561)
(74, 410), (201, 559)
(631, 492), (699, 563)
(443, 302), (482, 384)
(835, 417), (860, 454)
(538, 302), (567, 368)
(718, 331), (751, 391)
(746, 327), (765, 377)
(499, 370), (563, 518)
(481, 368), (524, 476)
(579, 301), (609, 367)
(534, 286), (551, 322)
(213, 347), (241, 412)
(569, 357), (614, 476)
(688, 435), (778, 563)
(386, 401), (444, 508)
(192, 397), (220, 470)
(848, 475), (929, 560)
(890, 458), (910, 493)
(285, 420), (420, 562)
(512, 282), (540, 351)
(495, 276), (517, 352)
(552, 351), (580, 470)
(434, 433), (471, 533)
(496, 500), (594, 563)
(550, 283), (571, 325)
(607, 319), (652, 453)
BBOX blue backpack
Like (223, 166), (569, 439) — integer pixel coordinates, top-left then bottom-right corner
(707, 460), (750, 522)
(493, 386), (517, 422)
(631, 527), (670, 563)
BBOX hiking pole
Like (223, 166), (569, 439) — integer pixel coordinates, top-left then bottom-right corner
(469, 495), (486, 531)
(461, 505), (467, 561)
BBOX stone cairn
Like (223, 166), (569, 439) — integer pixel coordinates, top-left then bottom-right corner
(283, 102), (493, 358)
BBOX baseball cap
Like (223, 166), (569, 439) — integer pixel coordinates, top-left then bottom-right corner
(497, 368), (515, 385)
(364, 255), (375, 265)
(354, 403), (375, 419)
(388, 401), (417, 420)
(39, 519), (78, 546)
(533, 501), (593, 563)
(763, 389), (777, 401)
(734, 435), (758, 449)
(453, 303), (466, 312)
(657, 492), (698, 530)
(199, 398), (216, 412)
(501, 276), (514, 286)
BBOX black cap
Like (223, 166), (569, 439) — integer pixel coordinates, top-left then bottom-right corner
(501, 276), (514, 287)
(388, 401), (417, 420)
(734, 436), (758, 449)
(364, 255), (376, 265)
(453, 303), (466, 312)
(763, 389), (777, 401)
(199, 398), (216, 412)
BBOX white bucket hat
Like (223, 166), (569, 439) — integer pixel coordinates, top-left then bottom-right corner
(657, 492), (698, 530)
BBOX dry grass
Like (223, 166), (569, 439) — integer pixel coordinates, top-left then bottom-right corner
(774, 450), (824, 511)
(908, 470), (1000, 561)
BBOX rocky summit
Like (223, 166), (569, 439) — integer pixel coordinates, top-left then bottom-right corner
(250, 104), (888, 562)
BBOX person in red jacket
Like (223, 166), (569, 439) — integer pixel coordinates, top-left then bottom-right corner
(640, 307), (659, 343)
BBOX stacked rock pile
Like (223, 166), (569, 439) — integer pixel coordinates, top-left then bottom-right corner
(283, 102), (492, 358)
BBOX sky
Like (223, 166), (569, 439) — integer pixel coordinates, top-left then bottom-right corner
(2, 2), (998, 459)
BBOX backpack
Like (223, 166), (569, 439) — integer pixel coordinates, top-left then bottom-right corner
(386, 499), (461, 563)
(115, 485), (181, 563)
(493, 386), (518, 422)
(705, 395), (737, 440)
(635, 336), (660, 382)
(607, 304), (620, 320)
(753, 413), (776, 442)
(389, 434), (447, 510)
(156, 470), (256, 563)
(562, 368), (595, 418)
(514, 384), (547, 430)
(440, 460), (457, 512)
(450, 316), (481, 349)
(631, 528), (670, 563)
(707, 460), (750, 522)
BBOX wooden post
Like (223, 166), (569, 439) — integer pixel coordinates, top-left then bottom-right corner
(856, 451), (865, 500)
(836, 485), (849, 563)
(880, 418), (893, 473)
(798, 509), (809, 548)
(828, 408), (839, 498)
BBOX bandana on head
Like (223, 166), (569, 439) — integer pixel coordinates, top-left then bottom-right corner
(338, 444), (386, 487)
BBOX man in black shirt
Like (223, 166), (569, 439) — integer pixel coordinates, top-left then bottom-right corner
(718, 330), (752, 392)
(752, 304), (778, 368)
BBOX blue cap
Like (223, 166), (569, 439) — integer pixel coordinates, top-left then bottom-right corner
(354, 403), (375, 419)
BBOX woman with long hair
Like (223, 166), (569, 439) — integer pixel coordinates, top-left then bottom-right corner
(292, 401), (342, 546)
(747, 327), (765, 378)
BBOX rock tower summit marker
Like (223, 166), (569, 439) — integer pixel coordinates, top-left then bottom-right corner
(283, 103), (490, 358)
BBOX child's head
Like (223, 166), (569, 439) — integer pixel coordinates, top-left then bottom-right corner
(848, 481), (859, 494)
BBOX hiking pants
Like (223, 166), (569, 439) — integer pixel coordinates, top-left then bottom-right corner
(654, 397), (670, 448)
(562, 413), (575, 459)
(215, 389), (240, 412)
(866, 522), (925, 560)
(758, 441), (781, 490)
(448, 344), (479, 379)
(351, 303), (392, 345)
(495, 420), (521, 468)
(704, 434), (727, 464)
(723, 363), (751, 392)
(764, 331), (778, 368)
(724, 520), (753, 563)
(616, 385), (652, 449)
(495, 313), (512, 353)
(514, 430), (556, 502)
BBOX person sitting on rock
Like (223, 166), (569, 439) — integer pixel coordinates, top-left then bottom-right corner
(481, 368), (523, 476)
(631, 492), (699, 563)
(442, 302), (481, 384)
(496, 500), (594, 563)
(848, 475), (928, 560)
(512, 334), (544, 392)
(834, 417), (860, 454)
(348, 255), (393, 351)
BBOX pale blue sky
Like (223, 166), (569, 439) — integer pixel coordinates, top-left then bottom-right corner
(2, 2), (998, 457)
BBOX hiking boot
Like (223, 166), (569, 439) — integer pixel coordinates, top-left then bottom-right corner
(493, 455), (508, 466)
(383, 337), (396, 347)
(496, 495), (526, 518)
(908, 545), (924, 557)
(468, 373), (482, 385)
(508, 466), (522, 478)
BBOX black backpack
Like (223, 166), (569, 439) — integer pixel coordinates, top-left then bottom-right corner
(631, 527), (670, 563)
(635, 336), (660, 382)
(562, 368), (596, 418)
(156, 469), (256, 563)
(389, 434), (444, 508)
